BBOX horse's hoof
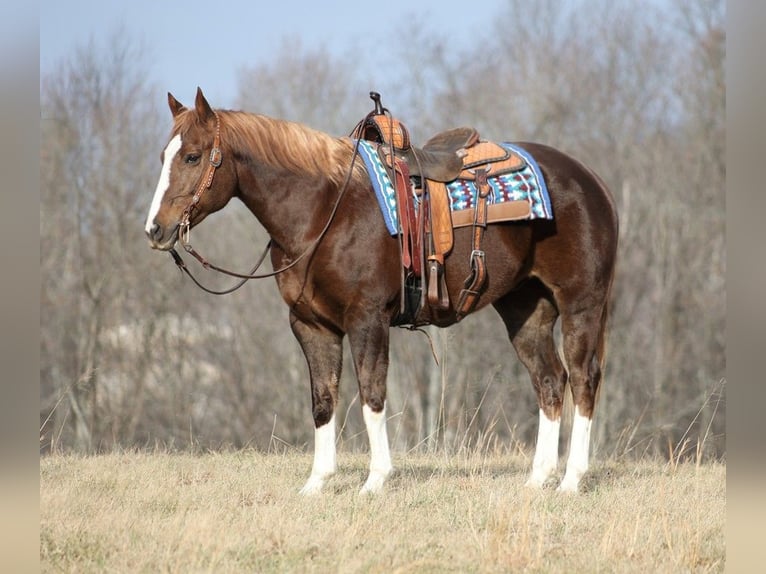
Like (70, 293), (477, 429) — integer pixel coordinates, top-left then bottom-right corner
(299, 475), (328, 496)
(359, 472), (388, 495)
(555, 479), (580, 493)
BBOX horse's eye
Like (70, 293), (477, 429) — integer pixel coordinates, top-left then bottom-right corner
(184, 153), (201, 164)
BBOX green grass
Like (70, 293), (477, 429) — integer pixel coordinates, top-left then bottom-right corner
(40, 450), (725, 573)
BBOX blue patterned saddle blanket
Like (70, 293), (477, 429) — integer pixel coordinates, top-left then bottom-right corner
(356, 140), (553, 235)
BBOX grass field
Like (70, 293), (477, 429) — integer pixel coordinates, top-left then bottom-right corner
(40, 450), (725, 573)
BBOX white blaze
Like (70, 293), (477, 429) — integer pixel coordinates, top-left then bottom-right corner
(145, 134), (182, 234)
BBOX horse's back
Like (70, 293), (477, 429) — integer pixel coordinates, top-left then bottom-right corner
(515, 141), (618, 293)
(516, 141), (618, 234)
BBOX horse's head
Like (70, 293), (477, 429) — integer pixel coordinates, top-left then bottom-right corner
(145, 88), (237, 250)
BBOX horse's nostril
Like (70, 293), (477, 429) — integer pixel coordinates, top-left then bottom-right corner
(148, 223), (162, 241)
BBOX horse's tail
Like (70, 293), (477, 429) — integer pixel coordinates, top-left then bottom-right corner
(592, 170), (619, 412)
(593, 260), (617, 410)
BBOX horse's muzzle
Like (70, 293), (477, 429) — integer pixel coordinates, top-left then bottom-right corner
(146, 222), (178, 251)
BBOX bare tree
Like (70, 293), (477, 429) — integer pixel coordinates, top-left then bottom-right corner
(236, 38), (373, 135)
(41, 31), (166, 452)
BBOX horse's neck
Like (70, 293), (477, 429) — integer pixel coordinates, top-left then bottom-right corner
(234, 158), (341, 255)
(223, 114), (360, 254)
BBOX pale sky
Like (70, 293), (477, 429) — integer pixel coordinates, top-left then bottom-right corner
(40, 0), (507, 107)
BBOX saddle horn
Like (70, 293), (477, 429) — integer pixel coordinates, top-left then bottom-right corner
(369, 91), (385, 115)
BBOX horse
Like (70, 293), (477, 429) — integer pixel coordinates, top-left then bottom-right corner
(145, 88), (618, 494)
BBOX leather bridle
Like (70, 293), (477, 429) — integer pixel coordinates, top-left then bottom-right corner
(178, 111), (223, 244)
(168, 110), (366, 295)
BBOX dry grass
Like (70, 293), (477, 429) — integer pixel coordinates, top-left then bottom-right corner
(40, 450), (725, 573)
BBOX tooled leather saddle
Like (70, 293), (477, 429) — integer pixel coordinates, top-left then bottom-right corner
(352, 92), (529, 324)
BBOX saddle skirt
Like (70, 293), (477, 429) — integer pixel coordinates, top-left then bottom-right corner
(356, 139), (553, 236)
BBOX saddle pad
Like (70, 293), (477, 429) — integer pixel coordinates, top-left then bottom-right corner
(356, 140), (552, 235)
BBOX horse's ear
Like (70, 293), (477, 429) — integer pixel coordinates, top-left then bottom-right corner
(168, 92), (186, 117)
(194, 87), (215, 122)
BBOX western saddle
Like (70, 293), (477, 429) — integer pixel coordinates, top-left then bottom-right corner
(352, 92), (528, 325)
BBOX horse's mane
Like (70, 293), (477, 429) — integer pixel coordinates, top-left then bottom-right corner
(200, 111), (367, 187)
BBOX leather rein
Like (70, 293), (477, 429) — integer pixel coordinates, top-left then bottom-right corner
(169, 110), (366, 295)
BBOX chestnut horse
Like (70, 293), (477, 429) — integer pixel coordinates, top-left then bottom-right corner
(145, 88), (618, 494)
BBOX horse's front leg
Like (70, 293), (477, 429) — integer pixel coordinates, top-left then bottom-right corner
(290, 313), (343, 495)
(348, 319), (393, 494)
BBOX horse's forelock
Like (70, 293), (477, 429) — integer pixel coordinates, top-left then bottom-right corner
(170, 107), (209, 138)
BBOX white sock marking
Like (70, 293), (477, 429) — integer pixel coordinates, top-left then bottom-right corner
(360, 402), (392, 494)
(525, 408), (561, 488)
(558, 406), (592, 493)
(299, 413), (337, 496)
(145, 134), (182, 234)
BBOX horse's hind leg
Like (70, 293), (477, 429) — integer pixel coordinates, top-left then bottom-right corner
(556, 298), (609, 493)
(494, 284), (567, 488)
(290, 313), (344, 495)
